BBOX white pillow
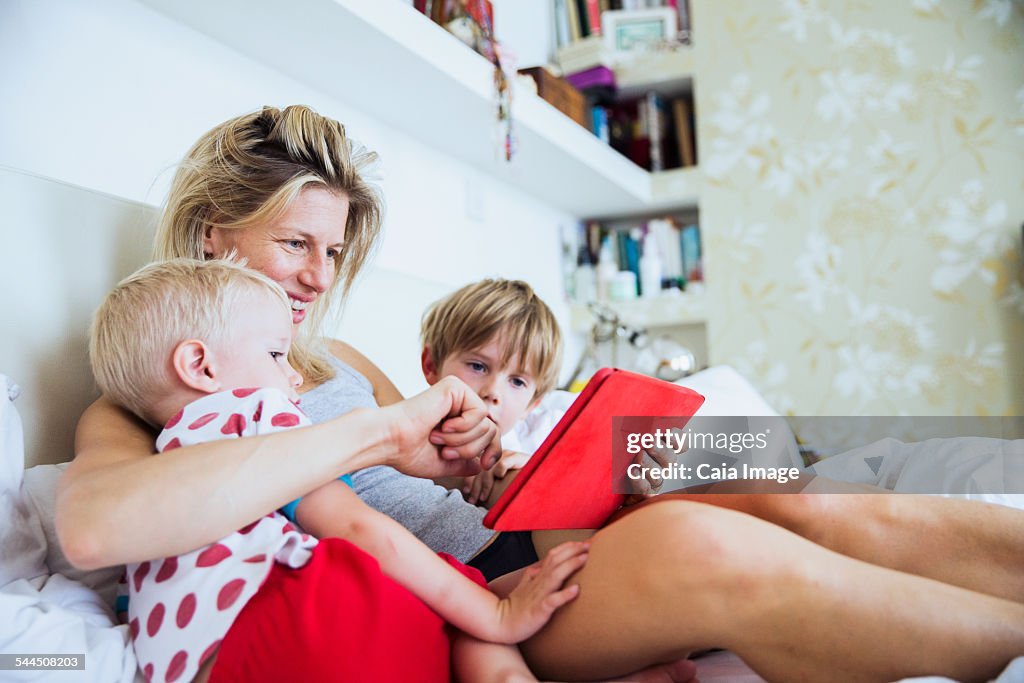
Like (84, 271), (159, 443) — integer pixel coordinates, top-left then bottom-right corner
(674, 365), (781, 418)
(23, 463), (124, 608)
(0, 375), (48, 587)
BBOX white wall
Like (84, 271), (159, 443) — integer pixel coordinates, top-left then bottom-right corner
(0, 0), (581, 396)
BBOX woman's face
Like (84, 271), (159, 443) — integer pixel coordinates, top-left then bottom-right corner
(204, 186), (349, 331)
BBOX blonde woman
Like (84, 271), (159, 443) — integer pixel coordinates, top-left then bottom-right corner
(58, 105), (1024, 682)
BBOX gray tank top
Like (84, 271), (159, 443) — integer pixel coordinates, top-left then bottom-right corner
(300, 356), (494, 561)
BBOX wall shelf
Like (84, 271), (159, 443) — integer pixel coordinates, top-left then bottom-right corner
(138, 0), (698, 216)
(570, 293), (707, 333)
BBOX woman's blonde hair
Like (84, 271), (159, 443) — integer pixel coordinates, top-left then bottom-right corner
(421, 279), (563, 397)
(90, 259), (288, 426)
(153, 105), (383, 383)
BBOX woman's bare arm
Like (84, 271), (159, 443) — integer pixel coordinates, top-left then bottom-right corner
(57, 377), (500, 570)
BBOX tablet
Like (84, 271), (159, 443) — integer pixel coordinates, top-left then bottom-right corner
(483, 368), (705, 531)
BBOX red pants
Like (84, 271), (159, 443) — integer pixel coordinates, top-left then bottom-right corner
(209, 538), (485, 683)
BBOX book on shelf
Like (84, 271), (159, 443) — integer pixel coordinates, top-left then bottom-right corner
(649, 218), (683, 283)
(671, 96), (696, 167)
(553, 0), (572, 47)
(591, 105), (610, 143)
(585, 0), (603, 35)
(680, 223), (702, 283)
(644, 91), (670, 172)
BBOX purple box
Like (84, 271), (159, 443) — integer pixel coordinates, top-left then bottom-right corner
(565, 65), (616, 92)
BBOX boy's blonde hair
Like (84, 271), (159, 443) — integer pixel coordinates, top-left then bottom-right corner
(153, 105), (383, 385)
(90, 259), (288, 424)
(421, 279), (563, 397)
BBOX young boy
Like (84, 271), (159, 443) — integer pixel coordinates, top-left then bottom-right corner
(89, 259), (589, 683)
(419, 278), (564, 508)
(419, 279), (703, 683)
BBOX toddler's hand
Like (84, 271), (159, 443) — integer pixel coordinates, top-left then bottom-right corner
(463, 449), (531, 505)
(496, 540), (588, 643)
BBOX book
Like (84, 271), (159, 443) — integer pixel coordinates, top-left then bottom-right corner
(646, 91), (668, 172)
(672, 97), (695, 167)
(553, 0), (572, 48)
(575, 0), (592, 38)
(586, 0), (603, 35)
(591, 105), (610, 143)
(483, 368), (705, 531)
(566, 0), (582, 42)
(680, 224), (702, 283)
(650, 218), (683, 281)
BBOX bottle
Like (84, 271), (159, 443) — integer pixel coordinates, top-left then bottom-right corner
(639, 233), (663, 299)
(596, 237), (618, 302)
(610, 270), (638, 301)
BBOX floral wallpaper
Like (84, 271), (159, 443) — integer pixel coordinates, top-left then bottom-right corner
(693, 0), (1024, 415)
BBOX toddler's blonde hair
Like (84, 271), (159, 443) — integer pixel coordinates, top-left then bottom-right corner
(421, 279), (563, 397)
(90, 259), (288, 425)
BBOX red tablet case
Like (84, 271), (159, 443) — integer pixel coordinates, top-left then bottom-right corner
(483, 368), (705, 531)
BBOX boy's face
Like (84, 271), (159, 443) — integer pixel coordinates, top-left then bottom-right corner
(427, 335), (539, 435)
(211, 290), (303, 401)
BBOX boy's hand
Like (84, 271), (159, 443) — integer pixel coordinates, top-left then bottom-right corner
(462, 449), (530, 505)
(495, 540), (588, 643)
(621, 435), (682, 508)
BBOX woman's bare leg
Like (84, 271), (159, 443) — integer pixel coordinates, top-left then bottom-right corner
(657, 483), (1024, 602)
(520, 500), (1024, 683)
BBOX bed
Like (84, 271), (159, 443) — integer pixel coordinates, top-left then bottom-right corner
(2, 166), (1021, 682)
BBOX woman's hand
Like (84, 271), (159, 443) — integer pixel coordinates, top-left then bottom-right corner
(382, 376), (503, 479)
(462, 449), (531, 506)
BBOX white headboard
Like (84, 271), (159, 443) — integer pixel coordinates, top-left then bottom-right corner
(1, 166), (158, 467)
(2, 166), (455, 468)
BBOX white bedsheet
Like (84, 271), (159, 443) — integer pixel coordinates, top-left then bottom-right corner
(812, 436), (1024, 510)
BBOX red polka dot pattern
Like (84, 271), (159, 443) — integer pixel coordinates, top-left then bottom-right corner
(237, 520), (259, 535)
(134, 388), (319, 683)
(165, 409), (183, 429)
(147, 602), (165, 637)
(270, 412), (300, 427)
(134, 561), (151, 592)
(155, 557), (178, 583)
(143, 663), (153, 682)
(195, 544), (231, 567)
(217, 579), (246, 611)
(199, 640), (221, 667)
(220, 413), (246, 436)
(188, 413), (219, 430)
(176, 593), (197, 629)
(166, 651), (188, 682)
